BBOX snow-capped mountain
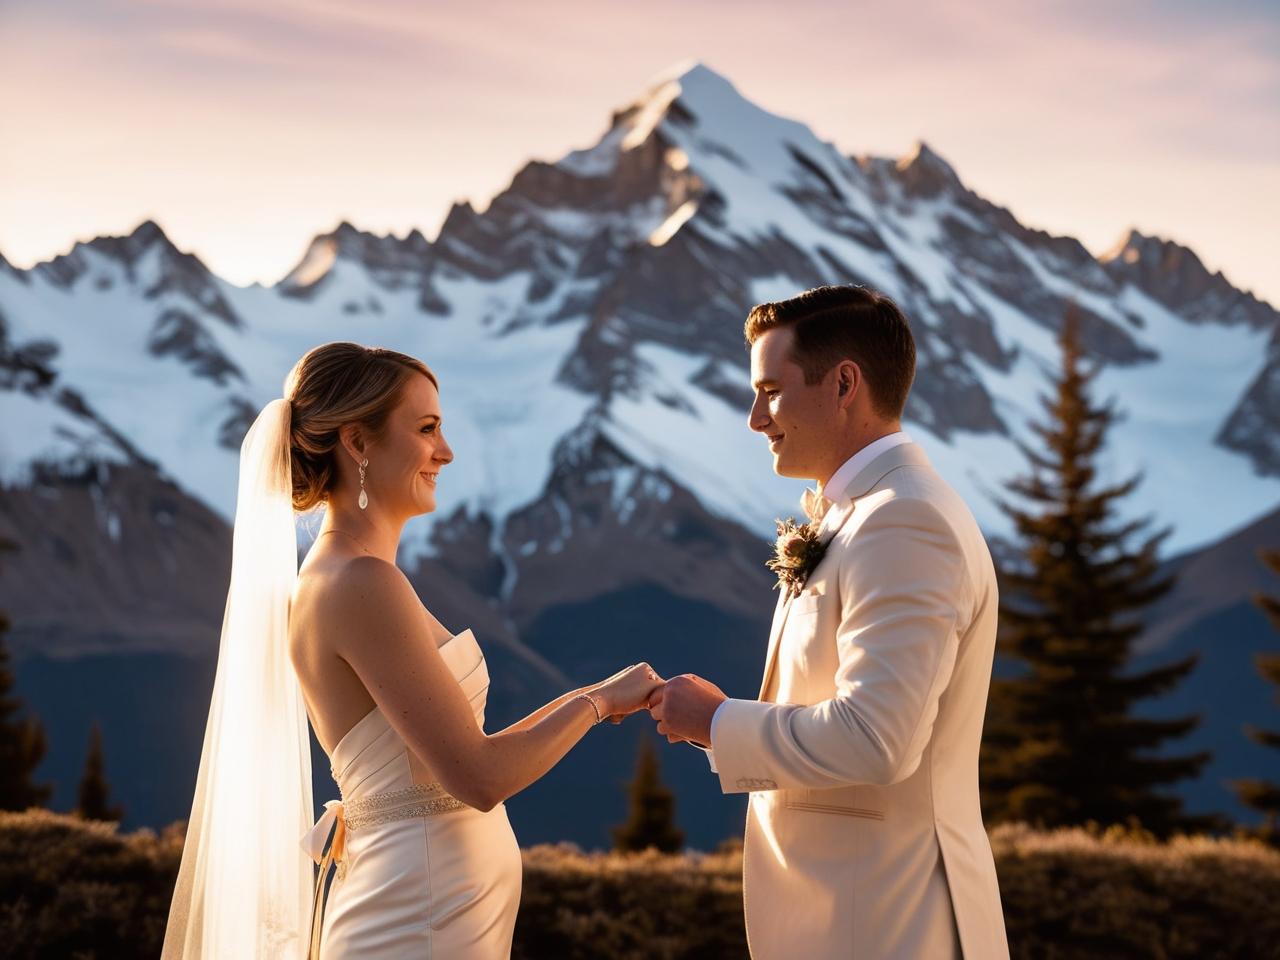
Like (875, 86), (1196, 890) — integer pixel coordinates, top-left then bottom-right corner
(0, 294), (232, 658)
(1099, 229), (1280, 476)
(9, 63), (1276, 557)
(2, 62), (1278, 842)
(4, 61), (1278, 646)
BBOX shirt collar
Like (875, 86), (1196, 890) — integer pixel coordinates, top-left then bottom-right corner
(821, 431), (912, 503)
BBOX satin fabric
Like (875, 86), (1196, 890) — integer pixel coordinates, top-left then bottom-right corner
(309, 629), (522, 959)
(712, 443), (1009, 960)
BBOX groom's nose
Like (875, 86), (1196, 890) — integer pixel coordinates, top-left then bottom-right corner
(748, 393), (771, 433)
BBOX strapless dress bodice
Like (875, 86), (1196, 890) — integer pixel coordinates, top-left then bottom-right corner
(327, 627), (490, 801)
(301, 628), (520, 960)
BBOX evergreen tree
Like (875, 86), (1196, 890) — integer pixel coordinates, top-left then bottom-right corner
(0, 536), (52, 810)
(76, 719), (124, 822)
(612, 734), (684, 853)
(1232, 548), (1280, 841)
(980, 307), (1210, 835)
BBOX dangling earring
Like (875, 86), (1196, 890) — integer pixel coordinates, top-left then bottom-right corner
(358, 459), (369, 510)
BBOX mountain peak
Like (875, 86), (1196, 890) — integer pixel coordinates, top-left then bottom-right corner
(649, 59), (720, 86)
(894, 140), (962, 197)
(1102, 228), (1171, 264)
(612, 59), (772, 146)
(651, 60), (739, 100)
(1102, 227), (1276, 322)
(317, 219), (431, 252)
(277, 220), (434, 297)
(131, 218), (166, 243)
(1102, 227), (1225, 281)
(651, 60), (763, 127)
(82, 218), (175, 265)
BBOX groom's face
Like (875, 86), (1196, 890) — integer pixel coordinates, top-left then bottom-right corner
(748, 326), (837, 482)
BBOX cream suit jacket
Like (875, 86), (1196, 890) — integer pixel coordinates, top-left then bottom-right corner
(711, 441), (1010, 960)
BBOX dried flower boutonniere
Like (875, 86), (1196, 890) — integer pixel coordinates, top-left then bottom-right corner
(766, 517), (828, 600)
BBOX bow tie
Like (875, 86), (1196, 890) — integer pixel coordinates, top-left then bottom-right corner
(801, 486), (834, 524)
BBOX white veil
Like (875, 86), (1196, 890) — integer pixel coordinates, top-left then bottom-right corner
(162, 398), (314, 958)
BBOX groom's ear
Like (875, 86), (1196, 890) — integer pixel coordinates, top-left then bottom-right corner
(835, 360), (861, 408)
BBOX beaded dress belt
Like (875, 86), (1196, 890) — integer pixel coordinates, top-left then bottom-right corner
(343, 782), (468, 829)
(301, 782), (468, 959)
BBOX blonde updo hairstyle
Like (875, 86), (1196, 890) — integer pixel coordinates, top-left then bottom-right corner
(285, 342), (438, 513)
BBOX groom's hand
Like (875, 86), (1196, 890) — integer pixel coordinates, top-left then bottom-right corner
(647, 674), (727, 747)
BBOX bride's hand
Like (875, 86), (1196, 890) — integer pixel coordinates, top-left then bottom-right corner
(593, 663), (664, 719)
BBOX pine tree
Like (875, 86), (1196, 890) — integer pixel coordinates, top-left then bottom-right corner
(980, 307), (1210, 835)
(612, 734), (684, 853)
(76, 719), (124, 822)
(1232, 548), (1280, 841)
(0, 536), (53, 811)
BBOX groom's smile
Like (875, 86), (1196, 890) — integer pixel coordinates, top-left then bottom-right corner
(748, 325), (840, 482)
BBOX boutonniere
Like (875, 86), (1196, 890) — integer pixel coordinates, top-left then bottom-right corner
(766, 518), (829, 600)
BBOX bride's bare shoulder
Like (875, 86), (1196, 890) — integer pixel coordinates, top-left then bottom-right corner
(294, 553), (419, 653)
(299, 554), (416, 620)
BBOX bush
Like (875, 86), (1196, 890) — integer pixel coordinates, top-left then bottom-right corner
(3, 812), (1279, 959)
(991, 822), (1280, 959)
(515, 844), (745, 959)
(0, 808), (182, 959)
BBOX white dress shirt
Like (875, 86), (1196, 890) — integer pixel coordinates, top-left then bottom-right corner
(699, 431), (913, 771)
(820, 430), (912, 503)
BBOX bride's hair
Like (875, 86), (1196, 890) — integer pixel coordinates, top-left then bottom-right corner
(284, 341), (438, 512)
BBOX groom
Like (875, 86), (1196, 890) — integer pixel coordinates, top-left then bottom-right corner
(649, 285), (1009, 959)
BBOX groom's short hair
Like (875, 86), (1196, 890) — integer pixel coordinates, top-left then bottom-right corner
(744, 285), (916, 420)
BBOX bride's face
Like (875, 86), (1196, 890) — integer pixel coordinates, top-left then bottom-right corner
(362, 374), (453, 517)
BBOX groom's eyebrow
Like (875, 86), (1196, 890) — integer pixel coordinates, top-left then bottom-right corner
(752, 378), (779, 390)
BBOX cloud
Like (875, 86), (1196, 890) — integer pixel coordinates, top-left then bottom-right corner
(0, 0), (1275, 300)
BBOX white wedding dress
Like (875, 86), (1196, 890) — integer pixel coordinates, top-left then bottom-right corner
(301, 628), (523, 959)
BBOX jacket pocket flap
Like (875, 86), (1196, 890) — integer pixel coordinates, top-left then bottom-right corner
(784, 798), (884, 819)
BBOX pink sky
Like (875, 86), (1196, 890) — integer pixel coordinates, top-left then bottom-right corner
(2, 0), (1277, 304)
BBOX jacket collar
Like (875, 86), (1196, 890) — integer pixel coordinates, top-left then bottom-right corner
(838, 441), (931, 503)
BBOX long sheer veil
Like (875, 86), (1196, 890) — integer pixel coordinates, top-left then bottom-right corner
(162, 398), (314, 958)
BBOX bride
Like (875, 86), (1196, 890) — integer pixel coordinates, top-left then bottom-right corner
(162, 342), (663, 959)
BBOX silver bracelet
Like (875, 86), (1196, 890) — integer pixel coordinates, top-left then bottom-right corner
(576, 692), (604, 724)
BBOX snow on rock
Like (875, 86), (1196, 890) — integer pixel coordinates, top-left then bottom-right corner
(2, 62), (1276, 565)
(0, 388), (131, 484)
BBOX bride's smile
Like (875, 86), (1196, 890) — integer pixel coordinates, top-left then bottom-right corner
(161, 340), (664, 960)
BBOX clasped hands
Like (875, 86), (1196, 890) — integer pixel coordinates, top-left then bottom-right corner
(646, 673), (727, 747)
(594, 664), (727, 748)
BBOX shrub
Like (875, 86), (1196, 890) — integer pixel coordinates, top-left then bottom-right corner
(991, 822), (1280, 959)
(0, 808), (182, 959)
(3, 812), (1279, 959)
(515, 844), (745, 959)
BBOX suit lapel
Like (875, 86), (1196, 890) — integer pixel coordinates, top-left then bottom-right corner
(756, 498), (859, 701)
(757, 590), (796, 700)
(751, 444), (932, 702)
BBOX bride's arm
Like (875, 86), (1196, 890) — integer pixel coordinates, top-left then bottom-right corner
(329, 556), (658, 812)
(494, 662), (644, 735)
(491, 687), (590, 736)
